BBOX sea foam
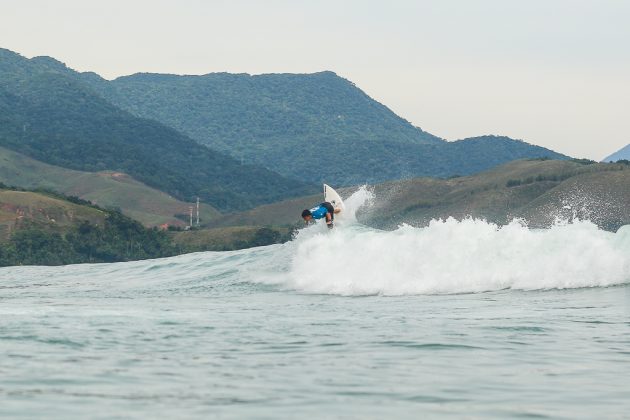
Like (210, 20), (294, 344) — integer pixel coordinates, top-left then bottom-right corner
(278, 187), (630, 295)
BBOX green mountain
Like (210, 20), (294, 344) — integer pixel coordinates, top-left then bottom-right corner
(0, 47), (569, 206)
(76, 69), (568, 184)
(0, 48), (315, 212)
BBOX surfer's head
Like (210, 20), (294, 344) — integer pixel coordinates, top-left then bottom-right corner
(301, 209), (312, 222)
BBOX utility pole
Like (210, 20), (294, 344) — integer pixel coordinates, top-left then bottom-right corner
(196, 197), (200, 226)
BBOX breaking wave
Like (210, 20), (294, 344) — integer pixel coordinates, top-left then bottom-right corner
(268, 187), (630, 295)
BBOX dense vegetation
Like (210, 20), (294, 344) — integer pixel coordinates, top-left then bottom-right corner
(77, 68), (568, 184)
(0, 48), (316, 212)
(83, 71), (442, 152)
(0, 219), (289, 266)
(0, 188), (177, 266)
(0, 186), (293, 266)
(0, 213), (175, 266)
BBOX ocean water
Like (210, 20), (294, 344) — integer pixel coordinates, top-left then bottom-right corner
(1, 189), (630, 419)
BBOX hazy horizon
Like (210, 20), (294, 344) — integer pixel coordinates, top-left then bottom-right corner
(3, 0), (629, 160)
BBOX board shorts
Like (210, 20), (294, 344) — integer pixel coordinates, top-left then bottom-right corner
(322, 202), (335, 220)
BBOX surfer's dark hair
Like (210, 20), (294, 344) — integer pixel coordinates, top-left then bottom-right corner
(301, 209), (311, 218)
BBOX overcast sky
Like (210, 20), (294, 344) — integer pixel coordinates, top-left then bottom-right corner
(2, 0), (629, 159)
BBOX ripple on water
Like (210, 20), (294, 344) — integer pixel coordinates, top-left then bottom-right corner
(378, 341), (483, 350)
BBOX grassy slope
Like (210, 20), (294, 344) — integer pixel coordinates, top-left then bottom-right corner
(0, 189), (106, 240)
(207, 193), (322, 228)
(170, 226), (292, 252)
(205, 160), (630, 232)
(518, 168), (630, 230)
(0, 147), (220, 227)
(363, 160), (630, 230)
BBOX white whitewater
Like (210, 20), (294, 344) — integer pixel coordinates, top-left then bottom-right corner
(271, 186), (630, 295)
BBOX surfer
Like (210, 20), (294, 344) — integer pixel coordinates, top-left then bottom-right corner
(302, 202), (340, 229)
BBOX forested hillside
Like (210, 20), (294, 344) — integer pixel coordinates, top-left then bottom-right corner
(0, 48), (315, 211)
(0, 186), (289, 266)
(83, 70), (443, 151)
(0, 47), (569, 199)
(0, 187), (175, 266)
(78, 69), (568, 184)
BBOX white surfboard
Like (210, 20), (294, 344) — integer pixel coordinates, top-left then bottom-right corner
(324, 184), (345, 213)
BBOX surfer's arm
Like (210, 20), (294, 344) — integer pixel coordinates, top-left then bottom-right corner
(326, 213), (334, 229)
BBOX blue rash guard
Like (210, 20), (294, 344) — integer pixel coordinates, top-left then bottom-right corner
(309, 204), (329, 220)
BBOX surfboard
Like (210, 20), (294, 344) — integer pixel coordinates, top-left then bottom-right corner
(324, 184), (345, 212)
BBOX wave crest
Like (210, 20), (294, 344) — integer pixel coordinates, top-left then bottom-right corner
(279, 189), (630, 295)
